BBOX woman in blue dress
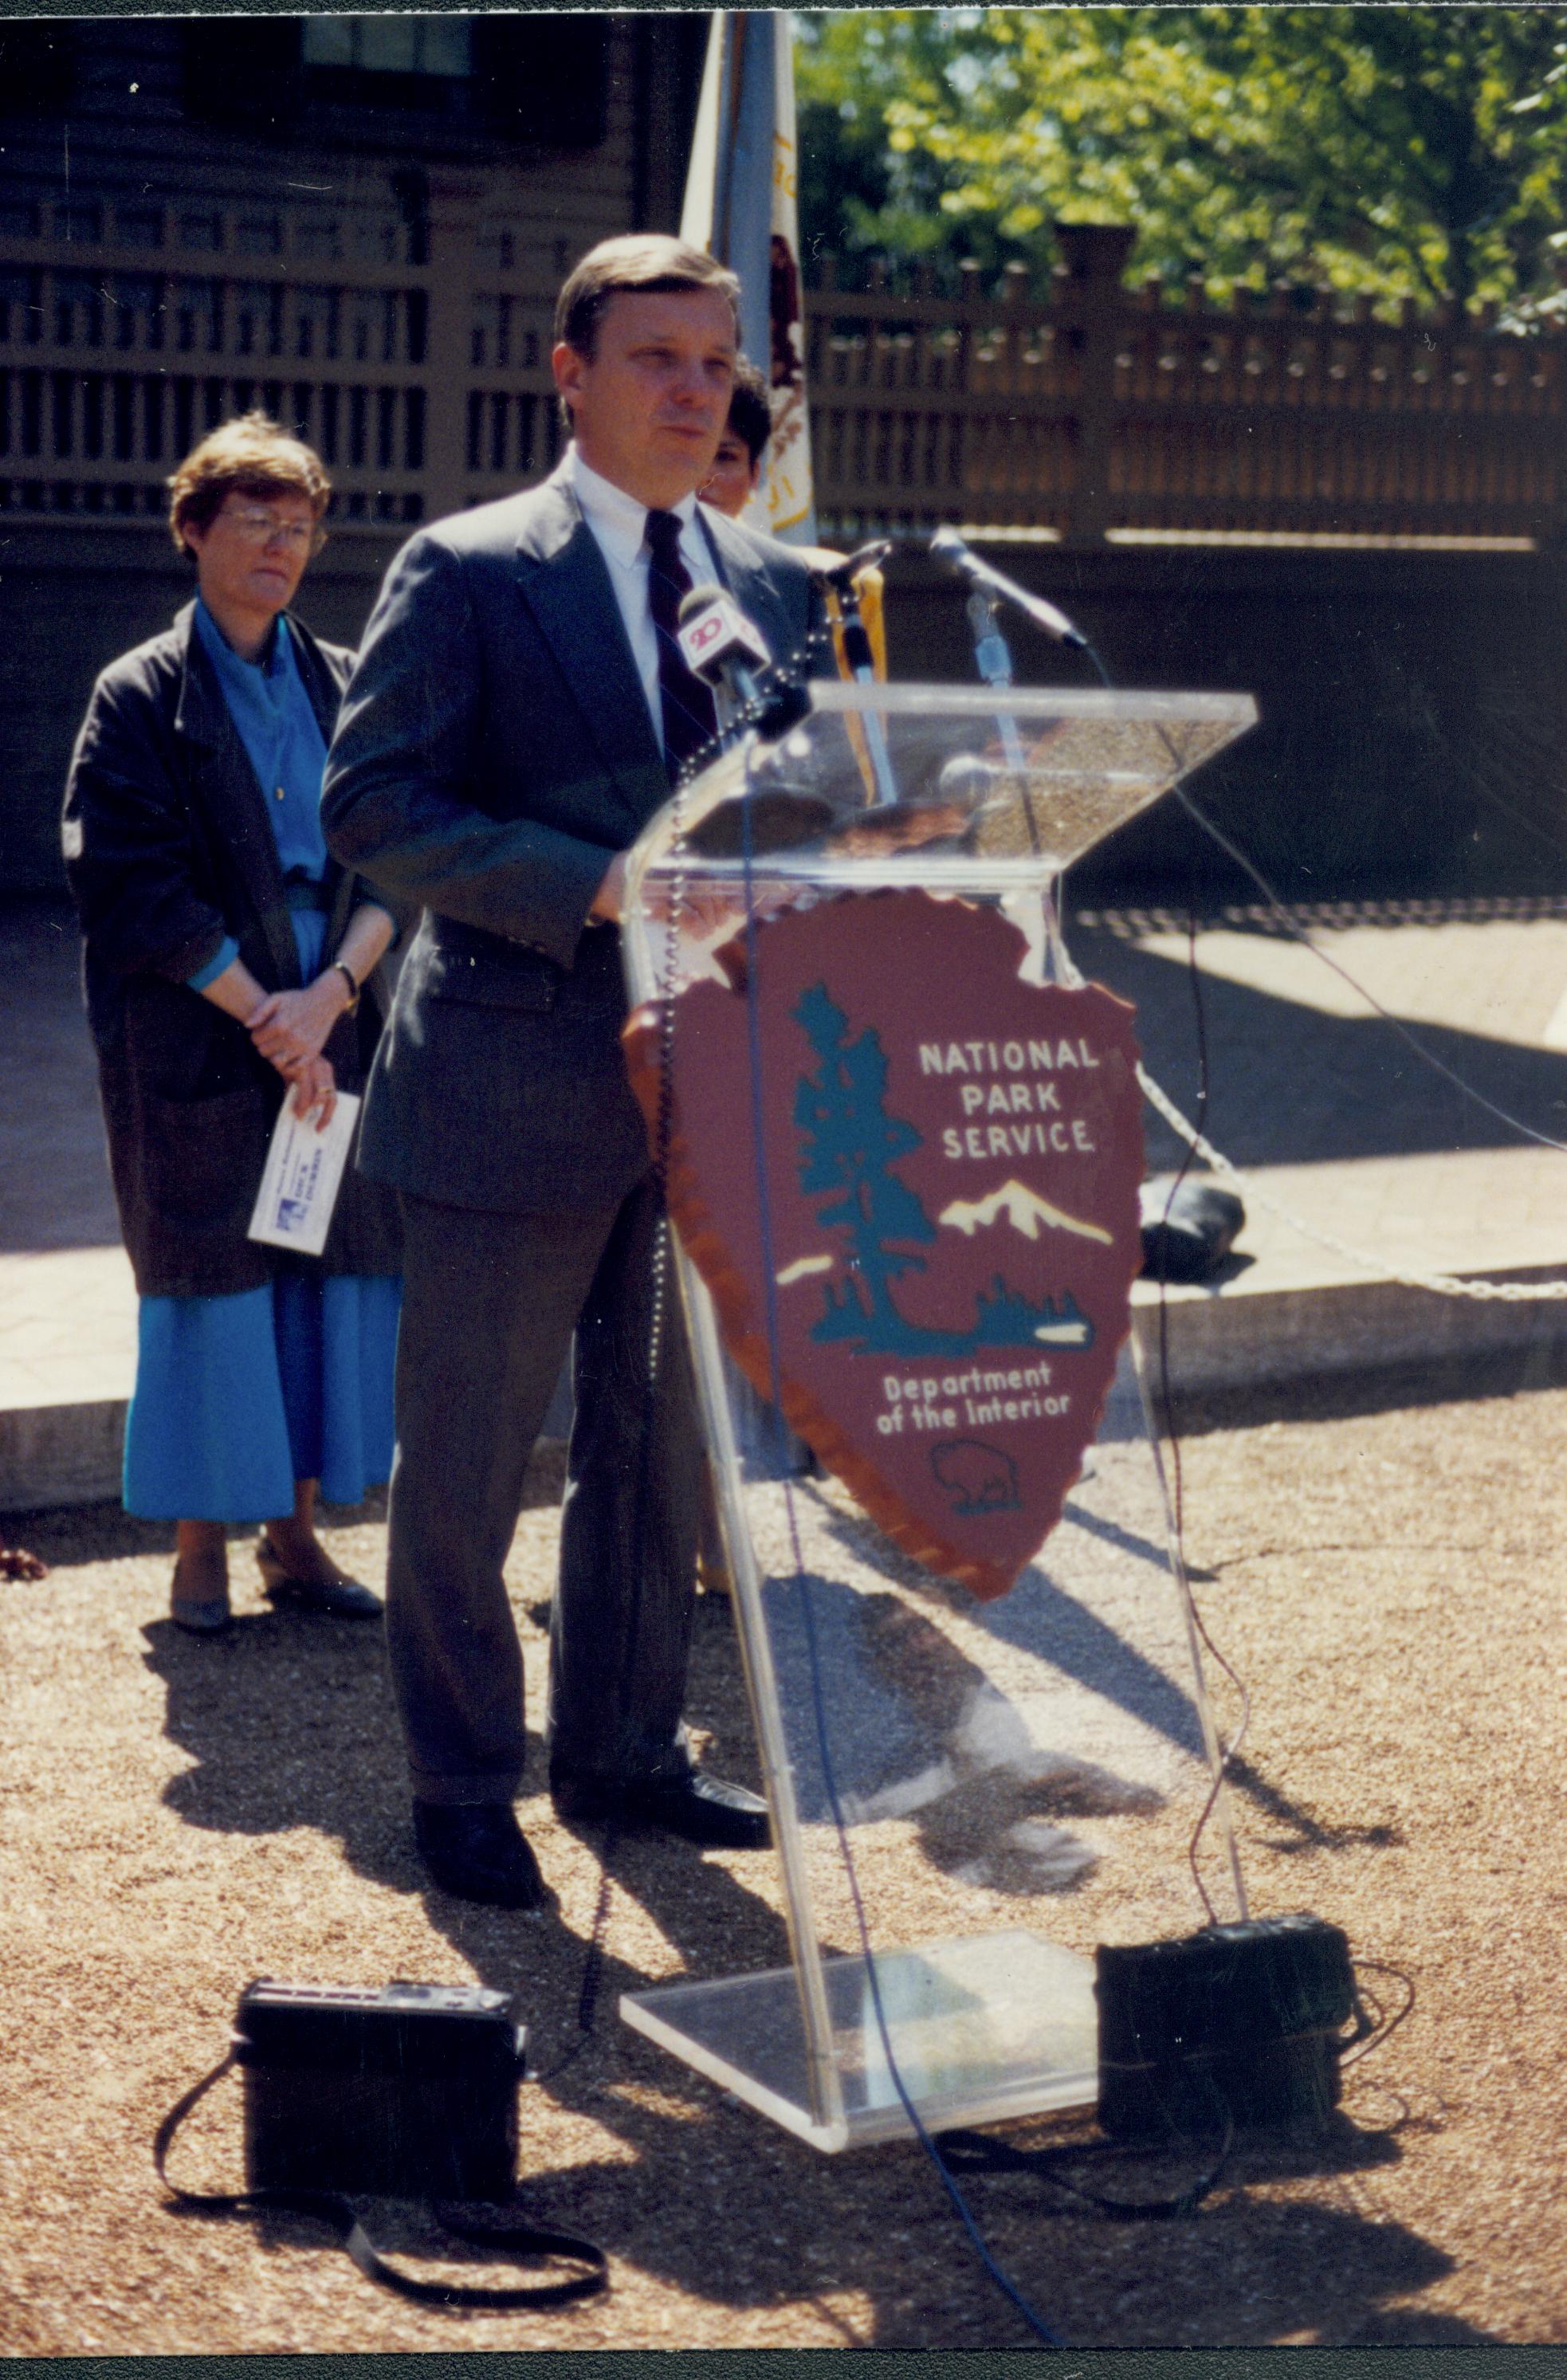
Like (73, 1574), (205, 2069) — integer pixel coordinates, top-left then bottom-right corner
(64, 414), (403, 1634)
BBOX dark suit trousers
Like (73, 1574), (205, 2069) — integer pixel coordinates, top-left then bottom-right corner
(386, 1177), (703, 1806)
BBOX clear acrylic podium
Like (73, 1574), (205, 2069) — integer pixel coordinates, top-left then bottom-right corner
(617, 684), (1258, 2152)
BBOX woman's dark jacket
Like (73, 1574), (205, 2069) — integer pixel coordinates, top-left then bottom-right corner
(62, 600), (403, 1298)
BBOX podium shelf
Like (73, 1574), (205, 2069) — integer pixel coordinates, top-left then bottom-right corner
(621, 1930), (1098, 2153)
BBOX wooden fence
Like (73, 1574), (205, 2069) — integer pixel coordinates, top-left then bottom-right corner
(0, 180), (569, 536)
(1, 210), (1562, 545)
(807, 226), (1566, 545)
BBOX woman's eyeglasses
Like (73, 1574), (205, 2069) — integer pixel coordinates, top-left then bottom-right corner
(223, 506), (328, 556)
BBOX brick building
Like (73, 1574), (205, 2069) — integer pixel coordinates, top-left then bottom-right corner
(0, 14), (707, 887)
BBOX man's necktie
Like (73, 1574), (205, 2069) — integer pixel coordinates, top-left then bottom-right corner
(644, 507), (718, 784)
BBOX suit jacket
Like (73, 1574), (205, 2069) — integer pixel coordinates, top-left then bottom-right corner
(321, 458), (822, 1215)
(62, 602), (403, 1298)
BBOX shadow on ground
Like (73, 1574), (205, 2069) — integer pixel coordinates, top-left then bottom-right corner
(100, 1499), (1475, 2346)
(1073, 924), (1567, 1176)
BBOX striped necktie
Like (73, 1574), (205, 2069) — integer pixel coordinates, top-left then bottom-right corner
(645, 506), (718, 784)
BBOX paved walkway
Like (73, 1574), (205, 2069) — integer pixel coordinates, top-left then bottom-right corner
(5, 893), (1567, 1507)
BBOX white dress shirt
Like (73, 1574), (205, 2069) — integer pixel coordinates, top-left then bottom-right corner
(564, 444), (719, 756)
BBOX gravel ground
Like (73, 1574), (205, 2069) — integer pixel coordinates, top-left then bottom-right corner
(2, 1365), (1566, 2354)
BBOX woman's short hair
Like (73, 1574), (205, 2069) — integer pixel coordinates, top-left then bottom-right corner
(554, 233), (740, 360)
(167, 412), (331, 557)
(727, 361), (772, 467)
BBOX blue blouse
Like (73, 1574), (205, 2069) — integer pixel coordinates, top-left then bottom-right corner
(187, 598), (330, 989)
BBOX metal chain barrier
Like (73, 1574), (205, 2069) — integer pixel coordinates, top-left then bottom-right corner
(1137, 1064), (1567, 1305)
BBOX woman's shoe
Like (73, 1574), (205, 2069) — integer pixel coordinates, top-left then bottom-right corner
(170, 1555), (232, 1636)
(257, 1536), (383, 1620)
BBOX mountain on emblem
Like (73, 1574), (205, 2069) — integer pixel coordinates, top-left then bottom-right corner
(938, 1180), (1113, 1247)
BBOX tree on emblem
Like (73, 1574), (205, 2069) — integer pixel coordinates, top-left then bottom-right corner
(791, 980), (1094, 1357)
(793, 984), (935, 1339)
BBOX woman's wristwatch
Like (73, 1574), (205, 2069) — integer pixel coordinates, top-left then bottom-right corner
(331, 960), (360, 1015)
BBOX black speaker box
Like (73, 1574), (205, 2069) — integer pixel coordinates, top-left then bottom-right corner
(238, 1979), (525, 2201)
(1096, 1913), (1359, 2138)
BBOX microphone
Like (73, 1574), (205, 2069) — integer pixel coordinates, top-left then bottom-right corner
(677, 583), (772, 720)
(937, 754), (1003, 805)
(807, 539), (892, 693)
(929, 527), (1086, 649)
(807, 539), (893, 595)
(675, 583), (810, 745)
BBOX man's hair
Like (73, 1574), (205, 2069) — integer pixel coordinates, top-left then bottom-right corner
(726, 361), (772, 467)
(167, 412), (331, 557)
(554, 233), (741, 361)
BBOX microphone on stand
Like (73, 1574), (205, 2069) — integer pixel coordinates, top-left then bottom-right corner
(677, 583), (773, 728)
(807, 540), (893, 685)
(676, 584), (811, 745)
(929, 527), (1087, 650)
(809, 538), (893, 595)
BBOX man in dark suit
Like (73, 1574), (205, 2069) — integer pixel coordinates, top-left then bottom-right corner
(322, 235), (820, 1906)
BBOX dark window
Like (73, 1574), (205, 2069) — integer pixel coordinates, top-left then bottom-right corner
(50, 371), (73, 459)
(303, 17), (472, 77)
(183, 17), (608, 147)
(117, 206), (163, 251)
(81, 374), (104, 460)
(183, 22), (300, 126)
(0, 25), (74, 116)
(473, 18), (608, 145)
(57, 204), (103, 249)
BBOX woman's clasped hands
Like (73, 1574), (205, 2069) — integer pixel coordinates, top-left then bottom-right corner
(246, 972), (352, 1126)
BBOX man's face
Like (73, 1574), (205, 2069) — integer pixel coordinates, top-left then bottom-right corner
(554, 288), (737, 509)
(700, 429), (763, 520)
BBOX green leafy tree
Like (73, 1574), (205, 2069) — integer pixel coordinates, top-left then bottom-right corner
(797, 8), (1567, 312)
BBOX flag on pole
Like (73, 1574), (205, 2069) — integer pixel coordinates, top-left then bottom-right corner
(681, 10), (816, 544)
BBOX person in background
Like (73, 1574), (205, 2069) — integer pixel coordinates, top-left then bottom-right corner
(62, 414), (403, 1636)
(697, 359), (775, 523)
(701, 360), (888, 678)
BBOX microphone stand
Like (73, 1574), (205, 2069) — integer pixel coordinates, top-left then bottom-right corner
(959, 587), (1076, 987)
(811, 551), (900, 808)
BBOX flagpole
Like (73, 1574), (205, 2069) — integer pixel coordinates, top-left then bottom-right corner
(680, 9), (817, 545)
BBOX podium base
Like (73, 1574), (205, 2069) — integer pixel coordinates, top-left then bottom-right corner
(620, 1930), (1098, 2153)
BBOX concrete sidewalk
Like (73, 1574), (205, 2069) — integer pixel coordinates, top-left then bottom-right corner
(5, 893), (1567, 1510)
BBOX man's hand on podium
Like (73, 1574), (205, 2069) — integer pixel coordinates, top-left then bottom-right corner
(590, 850), (628, 925)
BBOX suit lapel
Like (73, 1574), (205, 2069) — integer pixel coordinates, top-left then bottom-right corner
(513, 469), (664, 827)
(171, 606), (300, 990)
(699, 507), (803, 672)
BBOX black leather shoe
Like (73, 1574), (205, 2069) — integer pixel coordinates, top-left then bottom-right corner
(257, 1538), (383, 1619)
(412, 1801), (555, 1910)
(552, 1765), (771, 1851)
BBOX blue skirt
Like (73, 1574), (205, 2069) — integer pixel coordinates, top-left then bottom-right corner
(124, 907), (399, 1522)
(124, 1270), (402, 1522)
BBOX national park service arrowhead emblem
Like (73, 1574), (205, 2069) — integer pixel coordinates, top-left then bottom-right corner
(626, 891), (1145, 1600)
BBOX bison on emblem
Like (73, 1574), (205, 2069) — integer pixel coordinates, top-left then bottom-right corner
(932, 1439), (1020, 1517)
